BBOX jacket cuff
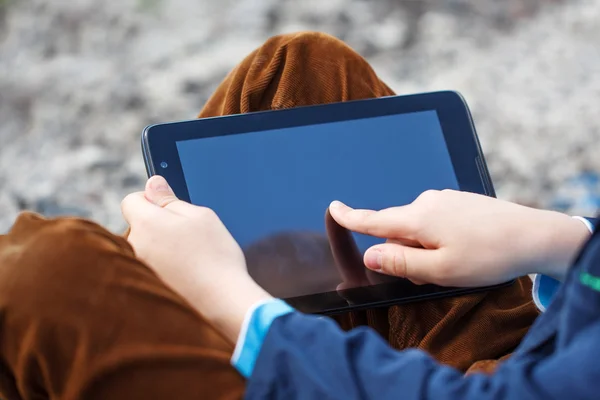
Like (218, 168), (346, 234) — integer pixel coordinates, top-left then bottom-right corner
(231, 298), (294, 378)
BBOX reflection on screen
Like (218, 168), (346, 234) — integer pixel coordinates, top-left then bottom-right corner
(176, 111), (459, 299)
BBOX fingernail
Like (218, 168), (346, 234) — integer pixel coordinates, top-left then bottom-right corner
(149, 176), (172, 192)
(365, 249), (383, 271)
(330, 200), (344, 209)
(153, 182), (171, 192)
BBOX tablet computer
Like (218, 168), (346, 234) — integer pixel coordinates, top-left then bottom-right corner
(141, 91), (508, 315)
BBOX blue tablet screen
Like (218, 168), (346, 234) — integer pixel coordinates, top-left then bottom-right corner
(175, 110), (459, 298)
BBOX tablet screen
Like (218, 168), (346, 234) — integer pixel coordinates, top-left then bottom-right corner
(175, 110), (459, 300)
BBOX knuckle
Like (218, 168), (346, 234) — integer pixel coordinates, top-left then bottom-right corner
(156, 195), (178, 208)
(416, 189), (440, 203)
(405, 208), (428, 235)
(193, 206), (217, 221)
(412, 190), (442, 223)
(389, 250), (405, 278)
(120, 193), (136, 209)
(128, 215), (151, 234)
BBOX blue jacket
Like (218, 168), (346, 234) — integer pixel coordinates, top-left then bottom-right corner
(242, 217), (599, 399)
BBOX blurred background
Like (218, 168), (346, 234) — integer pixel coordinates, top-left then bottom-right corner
(1, 0), (599, 233)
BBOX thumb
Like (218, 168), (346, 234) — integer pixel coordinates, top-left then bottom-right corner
(144, 175), (183, 210)
(364, 243), (440, 284)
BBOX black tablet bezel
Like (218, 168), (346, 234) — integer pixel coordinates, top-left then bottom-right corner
(141, 91), (508, 315)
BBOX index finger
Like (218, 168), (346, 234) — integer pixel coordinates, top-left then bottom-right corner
(121, 191), (162, 226)
(328, 201), (418, 239)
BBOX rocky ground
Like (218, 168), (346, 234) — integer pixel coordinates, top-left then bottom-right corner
(1, 0), (599, 233)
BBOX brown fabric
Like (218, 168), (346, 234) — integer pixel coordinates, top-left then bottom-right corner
(385, 279), (537, 371)
(198, 32), (394, 118)
(0, 32), (540, 399)
(0, 213), (245, 400)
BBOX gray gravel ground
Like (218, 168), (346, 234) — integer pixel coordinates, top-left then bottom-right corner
(1, 0), (599, 233)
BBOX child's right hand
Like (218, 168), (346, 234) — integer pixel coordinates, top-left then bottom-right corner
(329, 190), (591, 287)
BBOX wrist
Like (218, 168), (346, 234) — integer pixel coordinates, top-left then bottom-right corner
(188, 273), (273, 344)
(529, 211), (591, 280)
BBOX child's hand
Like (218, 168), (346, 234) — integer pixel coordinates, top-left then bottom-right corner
(121, 175), (271, 343)
(329, 190), (591, 287)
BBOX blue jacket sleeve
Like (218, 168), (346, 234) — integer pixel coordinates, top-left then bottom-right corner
(245, 310), (600, 400)
(245, 312), (466, 399)
(242, 215), (600, 399)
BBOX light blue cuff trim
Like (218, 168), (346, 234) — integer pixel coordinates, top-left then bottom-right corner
(532, 274), (561, 312)
(573, 216), (595, 234)
(231, 298), (294, 378)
